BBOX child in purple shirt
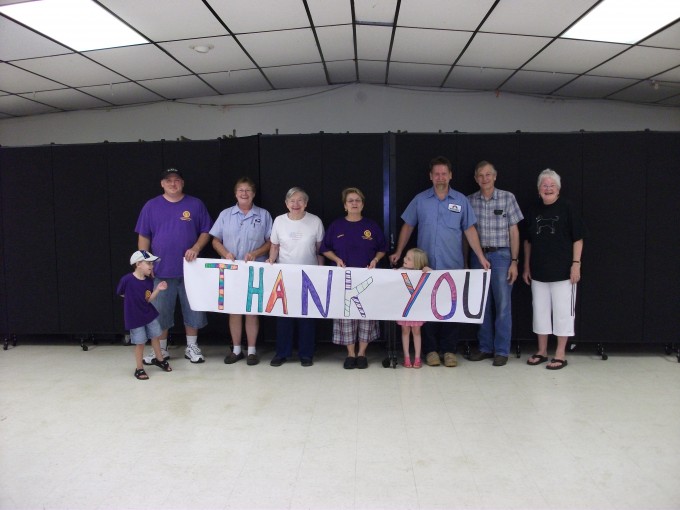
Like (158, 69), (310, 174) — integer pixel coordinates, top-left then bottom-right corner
(117, 250), (172, 380)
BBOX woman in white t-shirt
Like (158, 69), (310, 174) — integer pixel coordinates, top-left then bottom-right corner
(266, 187), (325, 367)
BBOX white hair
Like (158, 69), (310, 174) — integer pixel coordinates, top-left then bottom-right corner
(537, 169), (561, 190)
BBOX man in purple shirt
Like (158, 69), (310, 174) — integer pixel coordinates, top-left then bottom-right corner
(135, 168), (212, 364)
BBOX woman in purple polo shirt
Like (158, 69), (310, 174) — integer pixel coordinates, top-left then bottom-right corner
(321, 187), (387, 369)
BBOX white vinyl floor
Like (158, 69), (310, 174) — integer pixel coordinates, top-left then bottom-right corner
(1, 339), (679, 510)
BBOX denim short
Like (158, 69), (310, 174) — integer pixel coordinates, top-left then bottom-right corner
(129, 318), (162, 345)
(152, 277), (207, 330)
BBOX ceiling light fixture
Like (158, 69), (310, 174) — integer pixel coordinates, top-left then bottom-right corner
(563, 0), (680, 44)
(190, 44), (214, 54)
(0, 0), (147, 51)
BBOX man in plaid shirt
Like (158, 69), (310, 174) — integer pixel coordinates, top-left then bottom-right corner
(467, 161), (524, 366)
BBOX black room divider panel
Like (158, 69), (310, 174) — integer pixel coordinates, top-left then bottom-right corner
(0, 158), (6, 337)
(643, 132), (680, 344)
(580, 133), (646, 344)
(107, 141), (164, 331)
(1, 146), (60, 333)
(52, 144), (114, 333)
(1, 131), (679, 347)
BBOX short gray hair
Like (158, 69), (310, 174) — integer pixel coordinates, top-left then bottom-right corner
(285, 187), (309, 203)
(537, 169), (561, 190)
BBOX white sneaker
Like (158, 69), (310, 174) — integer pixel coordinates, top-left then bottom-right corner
(142, 348), (169, 365)
(184, 344), (205, 363)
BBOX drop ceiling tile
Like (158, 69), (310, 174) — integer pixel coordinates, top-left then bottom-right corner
(457, 33), (551, 69)
(640, 22), (680, 50)
(80, 82), (165, 106)
(263, 63), (328, 89)
(555, 75), (638, 98)
(326, 61), (357, 83)
(608, 81), (679, 103)
(525, 39), (626, 74)
(388, 62), (450, 87)
(100, 0), (226, 41)
(391, 27), (471, 65)
(13, 54), (126, 87)
(358, 61), (388, 83)
(0, 94), (59, 116)
(160, 36), (253, 73)
(354, 0), (398, 24)
(209, 0), (310, 33)
(200, 69), (272, 94)
(444, 66), (513, 90)
(0, 63), (63, 93)
(651, 66), (680, 81)
(502, 70), (579, 94)
(590, 47), (680, 79)
(139, 75), (217, 99)
(659, 94), (680, 106)
(18, 88), (111, 110)
(0, 16), (71, 61)
(307, 0), (353, 26)
(356, 25), (393, 60)
(238, 29), (320, 67)
(86, 45), (189, 80)
(317, 26), (355, 61)
(481, 0), (597, 37)
(398, 0), (496, 30)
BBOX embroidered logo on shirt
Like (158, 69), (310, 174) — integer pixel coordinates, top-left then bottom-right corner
(181, 211), (192, 221)
(362, 230), (373, 240)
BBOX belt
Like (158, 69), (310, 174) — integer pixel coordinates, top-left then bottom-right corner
(482, 247), (500, 252)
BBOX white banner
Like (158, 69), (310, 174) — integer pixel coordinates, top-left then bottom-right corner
(184, 259), (490, 323)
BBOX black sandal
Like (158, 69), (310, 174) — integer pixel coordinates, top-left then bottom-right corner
(527, 354), (548, 366)
(134, 368), (149, 380)
(151, 358), (172, 372)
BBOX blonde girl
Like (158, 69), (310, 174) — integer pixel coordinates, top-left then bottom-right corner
(397, 248), (430, 368)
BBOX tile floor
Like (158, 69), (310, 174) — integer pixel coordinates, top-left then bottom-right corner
(1, 339), (679, 510)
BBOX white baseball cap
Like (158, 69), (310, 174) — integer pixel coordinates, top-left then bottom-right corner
(130, 250), (160, 265)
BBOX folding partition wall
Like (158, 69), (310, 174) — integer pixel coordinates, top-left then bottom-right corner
(1, 132), (678, 347)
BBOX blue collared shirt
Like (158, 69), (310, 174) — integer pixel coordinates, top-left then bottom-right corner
(401, 187), (476, 270)
(209, 204), (273, 261)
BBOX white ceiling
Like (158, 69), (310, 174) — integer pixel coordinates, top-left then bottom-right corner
(0, 0), (679, 119)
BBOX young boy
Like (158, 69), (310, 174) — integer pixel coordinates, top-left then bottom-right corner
(117, 250), (172, 380)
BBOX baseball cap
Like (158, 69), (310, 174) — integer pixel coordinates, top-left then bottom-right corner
(161, 167), (183, 179)
(130, 250), (160, 265)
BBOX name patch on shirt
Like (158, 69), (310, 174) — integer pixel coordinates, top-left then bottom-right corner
(448, 203), (462, 213)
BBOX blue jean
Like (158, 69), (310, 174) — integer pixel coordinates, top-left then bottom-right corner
(471, 248), (513, 357)
(275, 317), (316, 360)
(152, 277), (207, 331)
(423, 321), (459, 354)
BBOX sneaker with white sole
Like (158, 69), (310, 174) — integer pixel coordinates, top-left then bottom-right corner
(142, 348), (170, 365)
(184, 344), (205, 363)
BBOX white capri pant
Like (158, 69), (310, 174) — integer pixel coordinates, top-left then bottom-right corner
(531, 279), (577, 337)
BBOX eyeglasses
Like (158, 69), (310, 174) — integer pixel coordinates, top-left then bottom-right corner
(236, 189), (253, 194)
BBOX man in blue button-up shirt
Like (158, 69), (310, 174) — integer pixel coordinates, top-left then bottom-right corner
(389, 156), (490, 367)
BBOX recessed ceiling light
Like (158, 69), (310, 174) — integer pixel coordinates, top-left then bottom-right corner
(190, 44), (214, 54)
(0, 0), (147, 51)
(563, 0), (680, 44)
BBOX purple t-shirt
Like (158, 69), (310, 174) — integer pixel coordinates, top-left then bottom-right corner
(135, 194), (212, 278)
(320, 217), (387, 267)
(116, 273), (159, 330)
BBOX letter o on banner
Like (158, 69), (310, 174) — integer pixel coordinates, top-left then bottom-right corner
(430, 273), (457, 320)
